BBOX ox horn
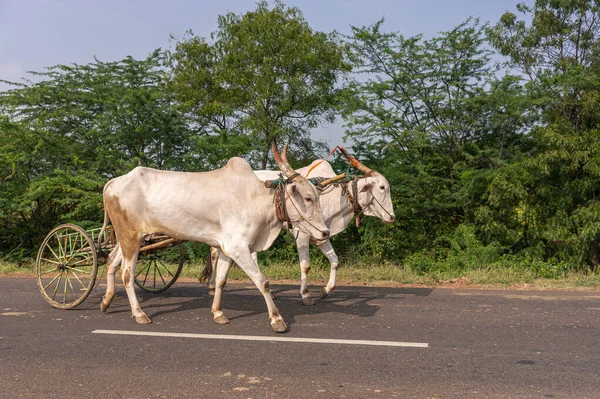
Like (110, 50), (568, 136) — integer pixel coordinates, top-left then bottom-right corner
(281, 143), (290, 165)
(272, 139), (297, 179)
(338, 147), (374, 175)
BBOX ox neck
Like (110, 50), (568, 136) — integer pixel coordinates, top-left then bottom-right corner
(316, 181), (361, 237)
(274, 182), (294, 230)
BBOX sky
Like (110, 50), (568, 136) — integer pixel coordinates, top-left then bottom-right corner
(0, 0), (529, 146)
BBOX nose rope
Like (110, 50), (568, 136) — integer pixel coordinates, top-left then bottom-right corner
(364, 192), (395, 219)
(348, 179), (395, 220)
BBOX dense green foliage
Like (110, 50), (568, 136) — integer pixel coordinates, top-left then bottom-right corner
(0, 51), (189, 253)
(168, 0), (349, 168)
(1, 0), (600, 277)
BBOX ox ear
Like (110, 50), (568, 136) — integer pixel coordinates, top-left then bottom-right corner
(360, 183), (373, 193)
(289, 183), (298, 194)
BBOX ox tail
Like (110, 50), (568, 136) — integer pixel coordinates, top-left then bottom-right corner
(199, 248), (215, 282)
(97, 208), (110, 258)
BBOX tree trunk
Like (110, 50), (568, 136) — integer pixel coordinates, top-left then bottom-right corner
(590, 240), (599, 273)
(261, 135), (272, 170)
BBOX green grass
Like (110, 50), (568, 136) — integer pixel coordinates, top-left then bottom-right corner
(3, 259), (599, 291)
(0, 259), (35, 275)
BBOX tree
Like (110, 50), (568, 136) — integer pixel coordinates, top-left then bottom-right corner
(340, 19), (528, 259)
(0, 51), (188, 253)
(168, 1), (350, 169)
(487, 0), (600, 269)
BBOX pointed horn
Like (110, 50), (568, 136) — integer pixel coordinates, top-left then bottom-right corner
(338, 147), (374, 175)
(272, 137), (282, 165)
(281, 144), (290, 164)
(271, 138), (297, 178)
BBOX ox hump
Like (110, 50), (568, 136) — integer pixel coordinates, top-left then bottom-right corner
(225, 157), (254, 175)
(298, 159), (336, 179)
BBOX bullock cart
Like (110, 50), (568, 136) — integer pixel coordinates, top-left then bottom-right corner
(36, 223), (184, 309)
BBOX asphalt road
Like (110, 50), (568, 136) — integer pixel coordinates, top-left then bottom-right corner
(1, 277), (599, 399)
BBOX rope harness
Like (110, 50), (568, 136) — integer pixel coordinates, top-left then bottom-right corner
(351, 178), (363, 216)
(273, 174), (329, 237)
(346, 178), (372, 226)
(274, 180), (294, 230)
(338, 175), (394, 226)
(272, 145), (394, 229)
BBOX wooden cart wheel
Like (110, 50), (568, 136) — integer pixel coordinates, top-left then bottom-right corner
(134, 243), (184, 293)
(36, 224), (98, 309)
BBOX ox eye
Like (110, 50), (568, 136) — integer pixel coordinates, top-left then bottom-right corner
(305, 197), (313, 202)
(380, 185), (385, 190)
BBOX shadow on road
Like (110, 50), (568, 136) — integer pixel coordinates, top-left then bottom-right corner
(89, 282), (434, 328)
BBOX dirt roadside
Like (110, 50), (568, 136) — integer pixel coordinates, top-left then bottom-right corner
(5, 272), (600, 292)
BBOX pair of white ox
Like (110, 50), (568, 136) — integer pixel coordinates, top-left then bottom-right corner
(205, 148), (395, 306)
(99, 143), (393, 333)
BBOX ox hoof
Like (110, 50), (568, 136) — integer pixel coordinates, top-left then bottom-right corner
(214, 314), (230, 324)
(134, 314), (152, 324)
(270, 319), (288, 333)
(320, 287), (331, 299)
(100, 301), (110, 313)
(208, 289), (215, 296)
(301, 296), (316, 306)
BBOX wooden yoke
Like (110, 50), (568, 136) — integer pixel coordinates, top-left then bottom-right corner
(318, 173), (347, 186)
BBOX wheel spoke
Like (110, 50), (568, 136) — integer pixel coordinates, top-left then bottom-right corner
(43, 272), (61, 290)
(68, 256), (93, 267)
(67, 234), (74, 260)
(65, 266), (93, 275)
(51, 271), (64, 300)
(135, 261), (151, 278)
(40, 258), (61, 265)
(155, 261), (167, 286)
(142, 261), (153, 286)
(71, 270), (88, 290)
(157, 258), (175, 279)
(40, 266), (59, 275)
(62, 272), (69, 304)
(153, 259), (157, 288)
(44, 243), (61, 263)
(57, 234), (67, 261)
(66, 244), (91, 264)
(66, 273), (78, 300)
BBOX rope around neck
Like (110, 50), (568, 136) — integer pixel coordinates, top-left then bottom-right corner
(274, 182), (329, 236)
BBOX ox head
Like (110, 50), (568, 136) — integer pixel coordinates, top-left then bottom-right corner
(339, 147), (395, 224)
(272, 141), (330, 241)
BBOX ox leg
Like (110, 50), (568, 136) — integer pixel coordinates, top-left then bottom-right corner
(207, 247), (219, 296)
(211, 251), (232, 324)
(318, 240), (339, 299)
(295, 232), (315, 306)
(101, 244), (123, 312)
(120, 246), (151, 324)
(228, 246), (287, 333)
(251, 251), (276, 299)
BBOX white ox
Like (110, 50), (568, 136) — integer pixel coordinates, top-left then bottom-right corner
(207, 148), (395, 305)
(98, 143), (330, 333)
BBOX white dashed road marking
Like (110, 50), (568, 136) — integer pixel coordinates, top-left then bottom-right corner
(92, 329), (429, 348)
